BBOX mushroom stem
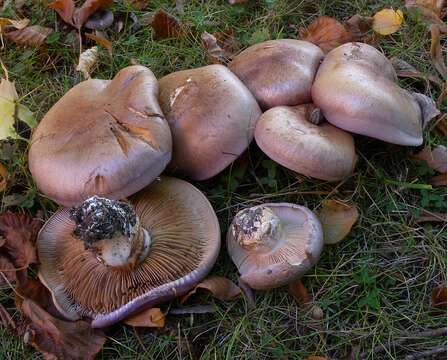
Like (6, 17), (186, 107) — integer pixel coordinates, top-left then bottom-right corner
(69, 196), (152, 268)
(231, 206), (283, 250)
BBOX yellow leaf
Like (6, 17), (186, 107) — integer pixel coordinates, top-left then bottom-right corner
(124, 308), (165, 328)
(76, 46), (98, 79)
(317, 200), (359, 245)
(372, 8), (404, 35)
(0, 78), (19, 140)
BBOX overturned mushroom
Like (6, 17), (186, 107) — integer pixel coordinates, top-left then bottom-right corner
(229, 39), (324, 110)
(37, 176), (220, 328)
(29, 65), (172, 206)
(311, 42), (439, 146)
(227, 203), (323, 290)
(255, 104), (357, 181)
(158, 64), (261, 180)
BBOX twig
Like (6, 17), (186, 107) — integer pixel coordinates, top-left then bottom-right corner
(404, 344), (447, 360)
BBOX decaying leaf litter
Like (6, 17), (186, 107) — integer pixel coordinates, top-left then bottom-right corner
(0, 0), (447, 359)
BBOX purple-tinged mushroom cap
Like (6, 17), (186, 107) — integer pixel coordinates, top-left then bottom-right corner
(37, 177), (220, 328)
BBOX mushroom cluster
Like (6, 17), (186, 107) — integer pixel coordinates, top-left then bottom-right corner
(28, 39), (439, 325)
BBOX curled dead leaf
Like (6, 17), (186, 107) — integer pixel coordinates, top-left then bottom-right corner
(48, 0), (75, 26)
(430, 173), (447, 186)
(345, 14), (373, 40)
(432, 286), (447, 308)
(317, 200), (359, 245)
(430, 24), (447, 80)
(201, 29), (240, 64)
(299, 16), (353, 53)
(124, 308), (165, 328)
(76, 46), (98, 79)
(412, 145), (447, 173)
(73, 0), (113, 29)
(390, 57), (442, 85)
(150, 9), (185, 39)
(288, 280), (311, 306)
(181, 276), (242, 304)
(372, 8), (404, 35)
(5, 25), (53, 47)
(0, 163), (8, 192)
(85, 32), (112, 55)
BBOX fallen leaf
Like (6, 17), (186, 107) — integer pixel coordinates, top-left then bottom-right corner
(317, 200), (359, 245)
(0, 18), (30, 32)
(430, 24), (447, 80)
(372, 8), (404, 35)
(150, 9), (185, 39)
(48, 0), (75, 26)
(76, 46), (98, 78)
(414, 210), (447, 223)
(345, 14), (373, 40)
(85, 32), (112, 55)
(0, 162), (8, 191)
(73, 0), (113, 29)
(432, 286), (447, 308)
(406, 0), (447, 32)
(5, 25), (53, 47)
(299, 16), (353, 53)
(201, 29), (240, 64)
(390, 57), (442, 85)
(181, 276), (242, 304)
(288, 279), (311, 305)
(124, 308), (165, 327)
(0, 303), (15, 330)
(430, 173), (447, 186)
(0, 255), (17, 285)
(18, 298), (106, 360)
(412, 145), (447, 173)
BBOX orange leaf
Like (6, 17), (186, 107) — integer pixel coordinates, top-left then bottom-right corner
(5, 25), (53, 47)
(150, 9), (185, 40)
(372, 8), (404, 35)
(412, 145), (447, 173)
(430, 24), (447, 80)
(124, 308), (165, 328)
(288, 280), (311, 306)
(430, 173), (447, 186)
(299, 16), (353, 53)
(48, 0), (75, 26)
(0, 163), (7, 192)
(181, 276), (242, 304)
(85, 32), (112, 55)
(73, 0), (113, 29)
(317, 200), (359, 245)
(432, 286), (447, 308)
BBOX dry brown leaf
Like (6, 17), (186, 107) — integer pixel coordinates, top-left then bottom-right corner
(430, 24), (447, 80)
(345, 14), (373, 41)
(18, 298), (106, 360)
(124, 308), (165, 328)
(201, 29), (240, 64)
(317, 200), (359, 245)
(0, 163), (7, 192)
(430, 173), (447, 186)
(48, 0), (75, 26)
(5, 25), (53, 47)
(432, 286), (447, 308)
(181, 276), (242, 304)
(299, 16), (353, 53)
(390, 57), (442, 85)
(0, 303), (15, 330)
(406, 0), (447, 32)
(412, 145), (447, 173)
(0, 255), (17, 285)
(73, 0), (113, 29)
(414, 210), (447, 223)
(76, 46), (98, 78)
(288, 280), (311, 306)
(0, 18), (30, 32)
(372, 8), (404, 35)
(85, 32), (112, 55)
(150, 9), (185, 39)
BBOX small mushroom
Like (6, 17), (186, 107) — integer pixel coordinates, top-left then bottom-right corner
(29, 65), (172, 206)
(255, 104), (357, 181)
(228, 39), (324, 110)
(227, 203), (323, 290)
(311, 42), (440, 146)
(158, 64), (261, 180)
(37, 176), (220, 328)
(85, 9), (114, 30)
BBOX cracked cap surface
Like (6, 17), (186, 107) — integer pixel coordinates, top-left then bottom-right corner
(28, 65), (172, 206)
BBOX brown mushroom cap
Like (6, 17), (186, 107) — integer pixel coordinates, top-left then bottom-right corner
(37, 176), (220, 328)
(255, 104), (357, 181)
(229, 39), (324, 110)
(227, 203), (323, 290)
(158, 64), (261, 180)
(311, 42), (439, 146)
(29, 65), (172, 206)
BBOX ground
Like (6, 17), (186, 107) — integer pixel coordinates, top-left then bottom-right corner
(0, 0), (447, 359)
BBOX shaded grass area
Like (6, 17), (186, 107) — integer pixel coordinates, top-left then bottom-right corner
(1, 0), (447, 359)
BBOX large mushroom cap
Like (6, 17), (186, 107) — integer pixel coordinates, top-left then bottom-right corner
(158, 64), (261, 180)
(227, 203), (323, 290)
(29, 65), (172, 206)
(37, 176), (220, 328)
(255, 104), (357, 181)
(229, 39), (324, 110)
(311, 42), (439, 146)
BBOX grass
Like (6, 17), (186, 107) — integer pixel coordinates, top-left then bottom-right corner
(1, 0), (447, 359)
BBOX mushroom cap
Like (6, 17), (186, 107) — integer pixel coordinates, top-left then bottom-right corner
(228, 39), (324, 110)
(29, 65), (172, 206)
(227, 203), (323, 290)
(255, 104), (357, 181)
(158, 64), (261, 180)
(37, 176), (220, 328)
(311, 42), (434, 146)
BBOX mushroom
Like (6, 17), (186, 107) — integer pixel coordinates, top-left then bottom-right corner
(227, 203), (323, 290)
(85, 9), (114, 30)
(228, 39), (324, 110)
(254, 104), (357, 181)
(29, 65), (172, 206)
(37, 176), (220, 328)
(158, 64), (261, 180)
(311, 42), (439, 146)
